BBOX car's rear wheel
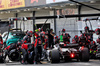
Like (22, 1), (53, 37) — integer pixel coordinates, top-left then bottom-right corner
(50, 50), (60, 63)
(80, 47), (89, 62)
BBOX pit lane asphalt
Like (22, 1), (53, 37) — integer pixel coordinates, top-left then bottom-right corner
(1, 59), (99, 66)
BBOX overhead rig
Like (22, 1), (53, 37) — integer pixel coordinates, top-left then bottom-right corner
(9, 13), (100, 21)
(83, 17), (100, 21)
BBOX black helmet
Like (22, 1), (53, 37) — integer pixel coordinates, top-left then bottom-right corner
(80, 34), (86, 40)
(74, 35), (78, 40)
(84, 26), (89, 32)
(91, 41), (96, 45)
(61, 28), (65, 32)
(27, 31), (33, 37)
(95, 28), (100, 35)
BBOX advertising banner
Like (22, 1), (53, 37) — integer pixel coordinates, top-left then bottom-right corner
(46, 0), (69, 4)
(25, 0), (46, 7)
(0, 0), (46, 10)
(56, 9), (76, 15)
(0, 0), (90, 10)
(6, 0), (25, 9)
(0, 0), (6, 10)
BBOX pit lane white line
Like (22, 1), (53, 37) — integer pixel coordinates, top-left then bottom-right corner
(90, 60), (100, 61)
(75, 62), (91, 65)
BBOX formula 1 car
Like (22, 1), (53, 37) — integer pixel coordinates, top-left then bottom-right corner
(47, 42), (89, 63)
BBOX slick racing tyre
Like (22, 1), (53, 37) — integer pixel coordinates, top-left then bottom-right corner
(50, 50), (60, 63)
(80, 47), (89, 62)
(8, 49), (20, 61)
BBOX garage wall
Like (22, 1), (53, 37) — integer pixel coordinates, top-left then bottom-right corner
(0, 13), (15, 34)
(55, 18), (78, 42)
(17, 12), (33, 31)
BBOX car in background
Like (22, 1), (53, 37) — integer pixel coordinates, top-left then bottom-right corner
(2, 29), (25, 46)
